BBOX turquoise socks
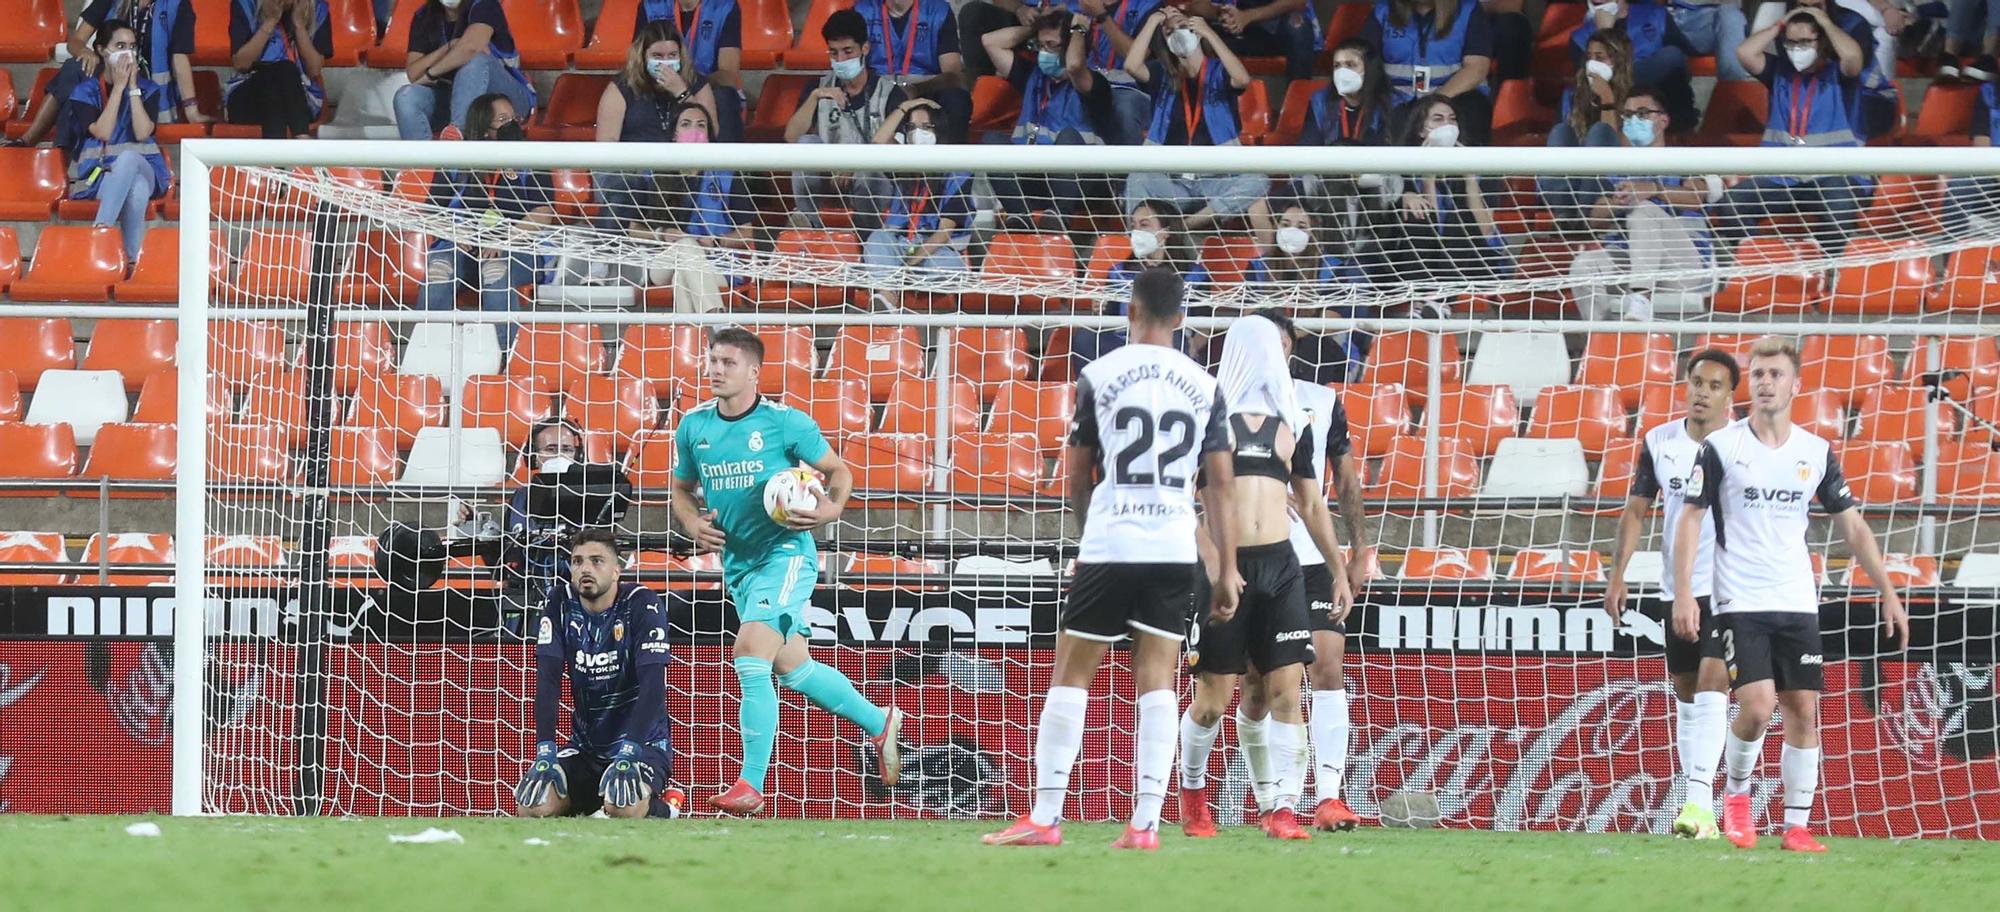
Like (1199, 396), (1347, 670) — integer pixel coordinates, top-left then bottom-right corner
(732, 656), (778, 791)
(779, 660), (887, 737)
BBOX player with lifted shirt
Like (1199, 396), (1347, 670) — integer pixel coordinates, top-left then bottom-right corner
(1673, 336), (1909, 852)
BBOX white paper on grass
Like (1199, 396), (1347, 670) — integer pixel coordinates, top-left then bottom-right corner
(523, 838), (551, 846)
(125, 822), (162, 837)
(387, 827), (464, 844)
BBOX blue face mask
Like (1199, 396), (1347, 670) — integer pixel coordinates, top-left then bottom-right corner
(831, 56), (864, 82)
(1622, 115), (1656, 147)
(1037, 49), (1063, 77)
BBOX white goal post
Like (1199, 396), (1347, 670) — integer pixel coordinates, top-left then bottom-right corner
(165, 139), (2000, 832)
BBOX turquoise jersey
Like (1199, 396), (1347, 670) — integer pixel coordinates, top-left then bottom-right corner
(673, 397), (832, 574)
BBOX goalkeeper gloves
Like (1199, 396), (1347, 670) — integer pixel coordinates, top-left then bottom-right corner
(514, 741), (567, 809)
(599, 740), (648, 809)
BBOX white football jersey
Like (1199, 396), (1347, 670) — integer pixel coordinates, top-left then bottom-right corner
(1685, 421), (1856, 615)
(1633, 418), (1716, 600)
(1069, 343), (1231, 564)
(1287, 380), (1350, 567)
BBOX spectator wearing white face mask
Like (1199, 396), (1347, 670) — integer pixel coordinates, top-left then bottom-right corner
(785, 10), (908, 229)
(1751, 0), (1897, 140)
(1570, 0), (1701, 132)
(1120, 7), (1267, 231)
(1071, 198), (1201, 370)
(1361, 0), (1496, 139)
(1301, 39), (1393, 146)
(1375, 93), (1510, 299)
(62, 21), (173, 265)
(1565, 86), (1721, 321)
(593, 24), (725, 238)
(1539, 30), (1633, 230)
(1244, 199), (1369, 380)
(859, 102), (974, 308)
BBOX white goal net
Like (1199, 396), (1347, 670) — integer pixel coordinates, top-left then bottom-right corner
(169, 139), (2000, 837)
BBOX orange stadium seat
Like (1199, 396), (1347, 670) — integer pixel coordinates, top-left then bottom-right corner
(575, 0), (640, 69)
(350, 373), (447, 446)
(1398, 547), (1495, 581)
(1830, 237), (1934, 314)
(740, 0), (794, 70)
(0, 228), (18, 291)
(237, 369), (314, 447)
(83, 320), (176, 391)
(1507, 548), (1607, 582)
(1236, 80), (1272, 141)
(0, 530), (67, 585)
(0, 373), (17, 421)
(1270, 78), (1328, 145)
(78, 532), (173, 585)
(0, 69), (14, 123)
(1901, 336), (2000, 402)
(881, 379), (979, 437)
(1912, 83), (1980, 141)
(1972, 391), (2000, 449)
(133, 370), (233, 423)
(500, 0), (585, 68)
(0, 317), (76, 390)
(1697, 80), (1768, 145)
(206, 534), (286, 571)
(564, 375), (661, 449)
(1595, 437), (1641, 499)
(743, 229), (861, 308)
(338, 230), (428, 307)
(11, 226), (125, 302)
(326, 426), (402, 487)
(1845, 553), (1941, 589)
(460, 375), (556, 448)
(1855, 385), (1957, 457)
(1839, 440), (1917, 504)
(121, 228), (230, 304)
(842, 432), (930, 492)
(1431, 385), (1519, 457)
(1935, 440), (2000, 502)
(1362, 331), (1462, 399)
(0, 0), (64, 61)
(529, 72), (612, 139)
(1576, 333), (1675, 408)
(327, 322), (396, 395)
(208, 424), (293, 483)
(227, 230), (313, 301)
(1635, 383), (1684, 438)
(1713, 237), (1828, 313)
(785, 0), (855, 68)
(209, 320), (289, 386)
(0, 146), (63, 218)
(1490, 79), (1557, 145)
(750, 325), (817, 395)
(0, 422), (77, 482)
(950, 328), (1031, 401)
(962, 234), (1077, 313)
(324, 0), (373, 66)
(1930, 245), (2000, 312)
(779, 378), (873, 439)
(1199, 235), (1261, 285)
(987, 380), (1074, 453)
(207, 166), (289, 221)
(80, 422), (177, 484)
(1526, 385), (1627, 456)
(615, 323), (706, 395)
(1329, 383), (1411, 458)
(949, 432), (1041, 496)
(622, 428), (679, 493)
(508, 324), (606, 391)
(1789, 388), (1847, 442)
(1370, 437), (1480, 498)
(968, 74), (1022, 136)
(1801, 335), (1893, 407)
(1085, 233), (1131, 280)
(825, 326), (924, 400)
(744, 73), (818, 141)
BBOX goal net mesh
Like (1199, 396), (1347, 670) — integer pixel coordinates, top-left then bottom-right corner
(189, 149), (2000, 837)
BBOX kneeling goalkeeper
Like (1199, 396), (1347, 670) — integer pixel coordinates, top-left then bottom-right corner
(515, 528), (685, 819)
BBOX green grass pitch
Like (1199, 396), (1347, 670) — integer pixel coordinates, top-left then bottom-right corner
(6, 815), (2000, 910)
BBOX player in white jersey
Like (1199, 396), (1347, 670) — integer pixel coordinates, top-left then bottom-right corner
(1178, 315), (1353, 842)
(1605, 349), (1739, 840)
(1673, 336), (1909, 854)
(1221, 314), (1369, 832)
(984, 267), (1240, 851)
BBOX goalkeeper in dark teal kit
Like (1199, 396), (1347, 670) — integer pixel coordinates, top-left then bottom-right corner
(514, 528), (685, 819)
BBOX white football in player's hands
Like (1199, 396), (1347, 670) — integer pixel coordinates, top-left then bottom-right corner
(763, 467), (826, 524)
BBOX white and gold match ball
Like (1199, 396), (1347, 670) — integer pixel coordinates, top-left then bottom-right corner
(762, 467), (825, 524)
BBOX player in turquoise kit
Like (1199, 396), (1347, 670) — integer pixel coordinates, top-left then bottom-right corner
(670, 327), (904, 815)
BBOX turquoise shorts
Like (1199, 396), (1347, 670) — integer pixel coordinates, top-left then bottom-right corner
(724, 549), (818, 639)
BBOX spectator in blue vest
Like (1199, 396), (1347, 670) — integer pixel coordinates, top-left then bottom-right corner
(1571, 1), (1700, 132)
(223, 0), (331, 138)
(1071, 198), (1200, 368)
(855, 0), (976, 147)
(785, 9), (909, 229)
(959, 0), (1055, 79)
(61, 21), (173, 264)
(984, 10), (1119, 229)
(633, 0), (746, 141)
(1121, 7), (1267, 230)
(1538, 29), (1632, 227)
(965, 0), (1159, 143)
(1301, 39), (1393, 146)
(859, 102), (975, 310)
(1716, 7), (1869, 247)
(1245, 202), (1369, 381)
(1564, 86), (1720, 320)
(395, 0), (538, 141)
(1362, 0), (1495, 138)
(1375, 92), (1510, 299)
(7, 0), (203, 149)
(420, 93), (554, 348)
(1943, 71), (2000, 235)
(1181, 0), (1320, 81)
(1671, 0), (1751, 81)
(641, 103), (752, 313)
(1753, 0), (1897, 139)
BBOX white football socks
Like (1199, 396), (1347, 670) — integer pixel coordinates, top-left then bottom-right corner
(1680, 692), (1728, 809)
(1178, 710), (1221, 791)
(1310, 689), (1350, 805)
(1131, 690), (1178, 832)
(1236, 708), (1274, 813)
(1723, 729), (1766, 798)
(1029, 686), (1088, 827)
(1267, 720), (1306, 813)
(1780, 743), (1821, 830)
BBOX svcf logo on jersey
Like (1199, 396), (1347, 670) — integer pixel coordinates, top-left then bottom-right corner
(748, 431), (765, 452)
(1795, 460), (1812, 482)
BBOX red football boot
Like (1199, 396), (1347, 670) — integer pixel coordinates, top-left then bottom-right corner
(982, 815), (1063, 846)
(870, 706), (905, 787)
(1261, 807), (1312, 840)
(1111, 826), (1160, 851)
(709, 779), (766, 816)
(1179, 785), (1217, 838)
(1722, 793), (1757, 849)
(1781, 826), (1827, 853)
(1314, 798), (1360, 832)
